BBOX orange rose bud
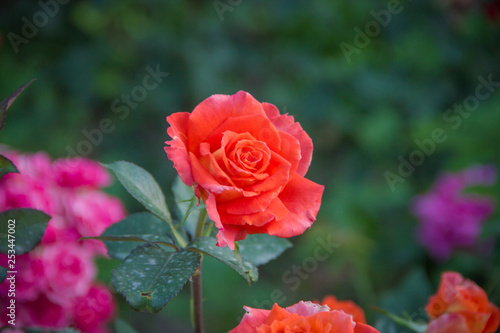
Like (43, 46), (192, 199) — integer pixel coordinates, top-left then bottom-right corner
(426, 272), (500, 333)
(319, 295), (367, 324)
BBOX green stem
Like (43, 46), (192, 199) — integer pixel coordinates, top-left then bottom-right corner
(192, 259), (204, 333)
(195, 209), (207, 239)
(170, 223), (187, 248)
(192, 209), (207, 333)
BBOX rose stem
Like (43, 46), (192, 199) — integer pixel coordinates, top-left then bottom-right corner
(192, 210), (207, 333)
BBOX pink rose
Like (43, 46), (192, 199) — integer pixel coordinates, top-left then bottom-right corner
(65, 190), (126, 255)
(41, 243), (96, 306)
(0, 174), (55, 215)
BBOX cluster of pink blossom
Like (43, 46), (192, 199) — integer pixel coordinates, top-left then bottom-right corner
(0, 149), (125, 332)
(412, 165), (497, 261)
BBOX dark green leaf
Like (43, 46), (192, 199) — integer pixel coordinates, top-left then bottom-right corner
(0, 266), (6, 283)
(115, 319), (139, 333)
(101, 212), (174, 260)
(0, 155), (19, 180)
(103, 161), (172, 223)
(172, 176), (204, 237)
(82, 235), (177, 255)
(238, 234), (292, 266)
(0, 208), (50, 255)
(0, 79), (35, 131)
(112, 244), (200, 312)
(187, 237), (258, 283)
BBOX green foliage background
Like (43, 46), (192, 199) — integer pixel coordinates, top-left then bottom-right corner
(1, 0), (500, 332)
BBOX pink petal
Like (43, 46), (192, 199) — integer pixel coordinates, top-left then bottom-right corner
(229, 306), (271, 333)
(285, 301), (331, 316)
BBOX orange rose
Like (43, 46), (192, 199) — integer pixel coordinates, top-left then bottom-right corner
(164, 91), (324, 249)
(230, 301), (380, 333)
(319, 295), (366, 324)
(425, 272), (500, 333)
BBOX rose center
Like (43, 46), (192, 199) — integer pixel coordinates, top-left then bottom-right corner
(229, 139), (271, 175)
(236, 147), (263, 171)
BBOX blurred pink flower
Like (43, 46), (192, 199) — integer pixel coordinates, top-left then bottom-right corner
(11, 254), (46, 302)
(65, 190), (126, 255)
(412, 165), (497, 261)
(4, 151), (54, 184)
(24, 295), (68, 329)
(53, 157), (111, 189)
(67, 190), (126, 238)
(41, 243), (96, 306)
(74, 284), (116, 333)
(0, 149), (124, 331)
(0, 174), (55, 215)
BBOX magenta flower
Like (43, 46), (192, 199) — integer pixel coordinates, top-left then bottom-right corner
(412, 165), (497, 261)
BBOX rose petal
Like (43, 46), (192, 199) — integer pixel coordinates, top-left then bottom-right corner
(262, 102), (313, 176)
(285, 301), (331, 316)
(215, 224), (247, 250)
(426, 272), (464, 318)
(229, 307), (271, 333)
(451, 280), (490, 313)
(165, 112), (194, 186)
(261, 174), (324, 237)
(355, 322), (381, 333)
(188, 91), (278, 153)
(218, 189), (281, 215)
(485, 303), (500, 333)
(320, 296), (367, 324)
(219, 197), (289, 230)
(274, 131), (302, 177)
(245, 151), (292, 193)
(190, 152), (258, 202)
(203, 113), (281, 155)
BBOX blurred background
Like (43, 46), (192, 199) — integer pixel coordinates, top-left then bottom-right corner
(1, 0), (500, 332)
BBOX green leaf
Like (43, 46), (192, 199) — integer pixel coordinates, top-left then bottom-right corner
(112, 244), (200, 313)
(103, 161), (172, 223)
(172, 176), (204, 237)
(115, 319), (139, 333)
(374, 307), (428, 333)
(0, 155), (19, 180)
(0, 208), (51, 255)
(101, 212), (174, 260)
(0, 79), (35, 131)
(0, 266), (7, 283)
(83, 235), (178, 255)
(238, 234), (293, 266)
(187, 237), (258, 283)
